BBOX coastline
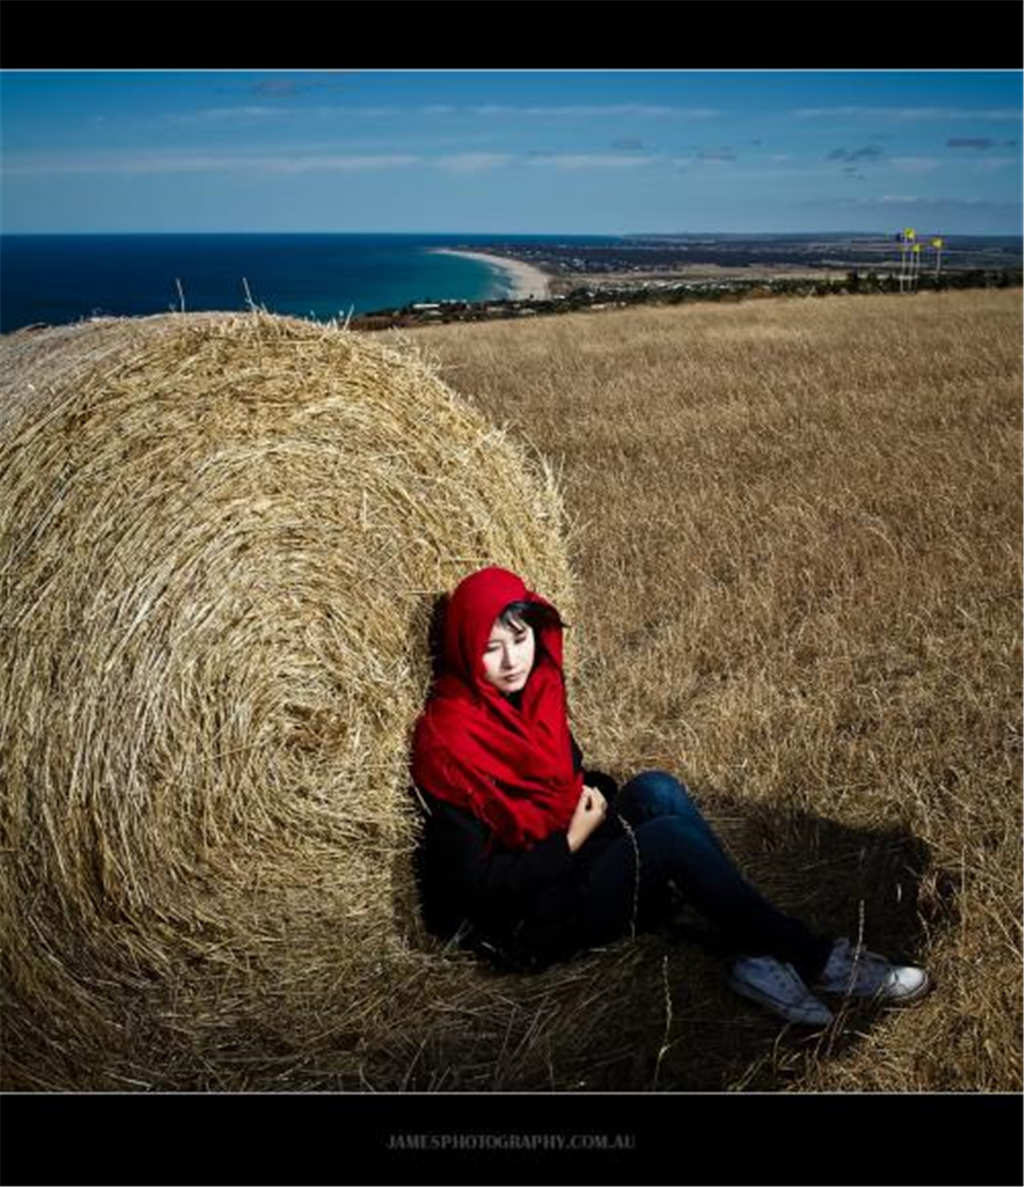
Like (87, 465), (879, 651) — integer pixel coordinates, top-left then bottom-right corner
(429, 248), (551, 301)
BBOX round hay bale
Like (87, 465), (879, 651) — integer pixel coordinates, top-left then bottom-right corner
(0, 311), (573, 1089)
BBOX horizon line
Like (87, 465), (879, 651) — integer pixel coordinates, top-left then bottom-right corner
(2, 228), (1021, 238)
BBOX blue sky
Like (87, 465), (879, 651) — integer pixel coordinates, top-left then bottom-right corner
(1, 70), (1020, 235)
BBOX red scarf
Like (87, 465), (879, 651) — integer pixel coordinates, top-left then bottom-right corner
(411, 567), (582, 849)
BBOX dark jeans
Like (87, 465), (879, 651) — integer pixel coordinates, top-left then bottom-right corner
(575, 770), (833, 983)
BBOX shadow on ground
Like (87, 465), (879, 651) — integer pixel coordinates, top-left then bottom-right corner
(392, 595), (959, 1090)
(582, 789), (958, 1091)
(391, 774), (959, 1091)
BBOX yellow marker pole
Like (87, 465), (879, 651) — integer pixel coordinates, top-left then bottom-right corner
(932, 237), (944, 279)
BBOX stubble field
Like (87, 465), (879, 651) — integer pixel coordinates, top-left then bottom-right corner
(407, 287), (1021, 1091)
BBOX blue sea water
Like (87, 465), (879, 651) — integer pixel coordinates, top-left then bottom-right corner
(0, 233), (620, 334)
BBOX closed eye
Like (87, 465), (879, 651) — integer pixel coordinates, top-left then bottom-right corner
(487, 634), (526, 650)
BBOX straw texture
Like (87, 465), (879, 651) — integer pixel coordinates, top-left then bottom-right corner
(0, 311), (573, 1089)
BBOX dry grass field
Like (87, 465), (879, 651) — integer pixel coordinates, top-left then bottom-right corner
(1, 289), (1018, 1096)
(404, 288), (1021, 1092)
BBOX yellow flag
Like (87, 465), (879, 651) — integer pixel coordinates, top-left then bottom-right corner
(913, 244), (921, 253)
(932, 238), (943, 248)
(905, 227), (916, 240)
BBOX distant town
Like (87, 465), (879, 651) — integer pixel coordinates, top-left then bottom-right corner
(349, 232), (1023, 333)
(488, 231), (1022, 283)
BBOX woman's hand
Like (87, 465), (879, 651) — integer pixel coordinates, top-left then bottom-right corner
(567, 785), (607, 853)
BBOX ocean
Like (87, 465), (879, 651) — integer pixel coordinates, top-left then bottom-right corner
(0, 232), (619, 334)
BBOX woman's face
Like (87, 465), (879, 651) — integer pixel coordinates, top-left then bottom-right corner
(481, 615), (536, 694)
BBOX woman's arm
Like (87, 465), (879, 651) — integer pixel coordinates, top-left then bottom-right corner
(569, 731), (619, 802)
(567, 785), (607, 852)
(420, 794), (574, 909)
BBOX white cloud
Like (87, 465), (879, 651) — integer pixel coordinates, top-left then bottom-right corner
(170, 104), (406, 124)
(343, 106), (403, 118)
(888, 156), (942, 173)
(974, 156), (1019, 171)
(5, 152), (423, 176)
(173, 102), (718, 123)
(794, 105), (1021, 121)
(166, 106), (289, 123)
(256, 153), (420, 173)
(435, 152), (514, 172)
(837, 194), (1020, 212)
(525, 152), (658, 169)
(470, 104), (719, 118)
(7, 147), (668, 177)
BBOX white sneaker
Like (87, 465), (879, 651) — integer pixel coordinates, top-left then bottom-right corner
(815, 937), (931, 1004)
(728, 955), (834, 1026)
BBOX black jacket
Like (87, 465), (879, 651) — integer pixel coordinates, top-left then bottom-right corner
(412, 731), (620, 970)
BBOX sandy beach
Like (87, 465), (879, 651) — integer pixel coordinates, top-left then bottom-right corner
(430, 248), (551, 301)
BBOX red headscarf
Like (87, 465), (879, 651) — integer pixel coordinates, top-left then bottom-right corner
(411, 567), (582, 849)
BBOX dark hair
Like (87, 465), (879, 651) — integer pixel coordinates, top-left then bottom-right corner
(497, 599), (568, 635)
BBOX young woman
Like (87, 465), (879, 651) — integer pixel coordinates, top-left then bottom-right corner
(411, 566), (930, 1025)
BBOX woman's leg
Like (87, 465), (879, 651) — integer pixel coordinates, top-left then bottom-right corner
(615, 769), (732, 859)
(604, 769), (726, 929)
(582, 781), (833, 982)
